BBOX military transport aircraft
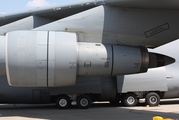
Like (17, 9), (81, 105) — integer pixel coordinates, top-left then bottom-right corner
(0, 0), (178, 109)
(0, 40), (178, 109)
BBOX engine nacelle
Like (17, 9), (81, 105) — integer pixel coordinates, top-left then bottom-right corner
(6, 31), (77, 87)
(4, 31), (175, 87)
(77, 43), (148, 76)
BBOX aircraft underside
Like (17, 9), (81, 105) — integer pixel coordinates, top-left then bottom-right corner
(0, 5), (177, 87)
(0, 0), (179, 109)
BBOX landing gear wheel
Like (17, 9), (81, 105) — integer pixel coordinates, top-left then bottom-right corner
(77, 95), (91, 109)
(121, 93), (138, 106)
(56, 95), (70, 109)
(145, 92), (160, 106)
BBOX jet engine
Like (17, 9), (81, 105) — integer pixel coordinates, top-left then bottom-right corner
(1, 31), (175, 87)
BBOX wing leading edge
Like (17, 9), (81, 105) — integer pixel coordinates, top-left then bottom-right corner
(0, 0), (97, 26)
(2, 0), (179, 27)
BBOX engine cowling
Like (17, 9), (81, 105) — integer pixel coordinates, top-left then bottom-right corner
(77, 43), (149, 76)
(3, 31), (175, 87)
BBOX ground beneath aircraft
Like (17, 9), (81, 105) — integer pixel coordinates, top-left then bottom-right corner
(0, 99), (178, 120)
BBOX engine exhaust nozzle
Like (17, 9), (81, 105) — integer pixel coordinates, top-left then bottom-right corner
(149, 53), (175, 68)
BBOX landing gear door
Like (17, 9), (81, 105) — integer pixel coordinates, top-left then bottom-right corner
(117, 67), (167, 93)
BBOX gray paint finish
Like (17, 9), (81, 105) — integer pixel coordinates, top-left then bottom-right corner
(34, 5), (179, 48)
(1, 0), (179, 27)
(0, 16), (55, 35)
(0, 76), (102, 103)
(1, 0), (179, 104)
(117, 67), (167, 93)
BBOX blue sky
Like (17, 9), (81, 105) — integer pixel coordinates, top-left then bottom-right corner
(0, 0), (79, 13)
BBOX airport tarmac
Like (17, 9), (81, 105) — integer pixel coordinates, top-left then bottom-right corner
(0, 99), (179, 120)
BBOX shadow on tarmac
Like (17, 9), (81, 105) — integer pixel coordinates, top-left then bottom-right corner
(0, 100), (178, 120)
(160, 99), (179, 105)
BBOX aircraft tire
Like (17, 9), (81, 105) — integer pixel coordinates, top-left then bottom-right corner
(145, 92), (160, 106)
(77, 95), (91, 109)
(56, 95), (70, 109)
(121, 93), (138, 106)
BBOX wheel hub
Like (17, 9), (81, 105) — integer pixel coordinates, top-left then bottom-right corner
(149, 96), (157, 104)
(80, 98), (88, 107)
(127, 96), (135, 105)
(59, 99), (67, 107)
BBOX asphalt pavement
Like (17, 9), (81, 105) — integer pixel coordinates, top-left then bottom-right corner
(0, 99), (179, 120)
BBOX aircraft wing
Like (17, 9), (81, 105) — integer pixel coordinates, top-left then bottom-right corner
(103, 0), (179, 9)
(0, 0), (97, 26)
(1, 0), (179, 26)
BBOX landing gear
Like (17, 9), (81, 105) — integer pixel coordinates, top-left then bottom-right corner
(77, 95), (91, 109)
(145, 92), (160, 106)
(56, 95), (70, 109)
(121, 93), (138, 106)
